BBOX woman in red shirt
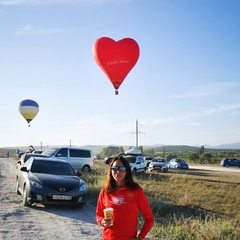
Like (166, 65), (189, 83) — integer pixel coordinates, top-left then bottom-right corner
(96, 156), (154, 240)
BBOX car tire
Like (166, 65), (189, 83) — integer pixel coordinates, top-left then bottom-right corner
(132, 168), (137, 175)
(82, 165), (90, 173)
(23, 186), (30, 207)
(225, 164), (230, 168)
(16, 181), (21, 195)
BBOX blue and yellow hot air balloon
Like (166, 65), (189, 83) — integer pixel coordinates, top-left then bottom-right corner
(18, 99), (39, 127)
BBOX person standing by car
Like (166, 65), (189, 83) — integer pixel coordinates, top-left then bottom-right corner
(16, 149), (20, 158)
(96, 156), (154, 240)
(28, 145), (35, 153)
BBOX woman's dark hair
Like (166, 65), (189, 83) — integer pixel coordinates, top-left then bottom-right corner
(105, 156), (138, 193)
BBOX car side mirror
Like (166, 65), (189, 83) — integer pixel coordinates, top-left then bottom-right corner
(20, 167), (28, 172)
(17, 160), (21, 165)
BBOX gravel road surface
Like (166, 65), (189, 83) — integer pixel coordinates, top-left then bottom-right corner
(0, 158), (102, 240)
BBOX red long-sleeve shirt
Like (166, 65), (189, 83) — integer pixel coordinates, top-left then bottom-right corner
(96, 185), (154, 240)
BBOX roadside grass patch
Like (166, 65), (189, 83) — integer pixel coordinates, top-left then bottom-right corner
(83, 160), (240, 239)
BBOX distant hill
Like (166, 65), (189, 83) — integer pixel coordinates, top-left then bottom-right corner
(2, 142), (240, 155)
(204, 142), (240, 149)
(83, 143), (240, 154)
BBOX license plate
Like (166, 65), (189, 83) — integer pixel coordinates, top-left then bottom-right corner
(52, 195), (72, 200)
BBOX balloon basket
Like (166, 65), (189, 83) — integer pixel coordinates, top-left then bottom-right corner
(115, 90), (119, 95)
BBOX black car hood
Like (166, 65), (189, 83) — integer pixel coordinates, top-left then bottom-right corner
(29, 173), (81, 189)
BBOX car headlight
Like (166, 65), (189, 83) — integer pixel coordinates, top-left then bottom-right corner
(30, 180), (44, 189)
(79, 183), (87, 192)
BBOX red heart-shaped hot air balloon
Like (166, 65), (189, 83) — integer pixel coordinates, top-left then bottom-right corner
(93, 37), (140, 95)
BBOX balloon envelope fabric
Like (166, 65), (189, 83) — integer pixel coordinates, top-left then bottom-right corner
(19, 99), (39, 126)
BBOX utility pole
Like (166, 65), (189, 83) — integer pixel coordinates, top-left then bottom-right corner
(131, 119), (145, 148)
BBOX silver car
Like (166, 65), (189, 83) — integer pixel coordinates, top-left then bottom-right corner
(148, 158), (168, 172)
(125, 155), (147, 175)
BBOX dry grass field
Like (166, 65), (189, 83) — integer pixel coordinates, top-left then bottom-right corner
(83, 160), (240, 240)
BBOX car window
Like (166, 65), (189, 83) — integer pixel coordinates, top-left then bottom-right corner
(56, 149), (68, 157)
(70, 149), (91, 158)
(126, 157), (136, 163)
(31, 160), (75, 175)
(42, 148), (59, 155)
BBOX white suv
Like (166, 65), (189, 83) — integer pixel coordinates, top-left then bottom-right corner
(125, 155), (146, 175)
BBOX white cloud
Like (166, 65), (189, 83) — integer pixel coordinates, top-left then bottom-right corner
(168, 81), (240, 99)
(15, 24), (68, 35)
(184, 122), (202, 127)
(142, 103), (240, 126)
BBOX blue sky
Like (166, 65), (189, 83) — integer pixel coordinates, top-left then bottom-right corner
(1, 0), (240, 148)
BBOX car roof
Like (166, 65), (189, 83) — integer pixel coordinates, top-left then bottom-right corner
(30, 157), (68, 163)
(22, 153), (46, 157)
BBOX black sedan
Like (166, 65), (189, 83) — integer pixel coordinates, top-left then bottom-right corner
(16, 157), (87, 208)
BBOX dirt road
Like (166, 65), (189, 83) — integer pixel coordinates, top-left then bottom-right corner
(0, 158), (102, 240)
(189, 164), (240, 173)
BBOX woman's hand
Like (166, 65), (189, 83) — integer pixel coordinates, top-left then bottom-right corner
(101, 218), (113, 227)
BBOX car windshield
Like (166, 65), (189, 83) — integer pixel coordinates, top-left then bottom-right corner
(41, 148), (59, 156)
(178, 159), (186, 163)
(31, 160), (76, 175)
(126, 157), (136, 163)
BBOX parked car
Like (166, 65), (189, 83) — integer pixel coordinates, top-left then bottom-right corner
(32, 150), (44, 154)
(41, 147), (94, 173)
(144, 156), (154, 167)
(220, 158), (240, 167)
(104, 149), (146, 175)
(168, 158), (189, 169)
(16, 153), (48, 171)
(125, 155), (146, 175)
(16, 157), (87, 208)
(104, 152), (126, 165)
(148, 158), (168, 172)
(104, 156), (114, 165)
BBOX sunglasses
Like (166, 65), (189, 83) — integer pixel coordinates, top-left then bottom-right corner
(111, 166), (126, 172)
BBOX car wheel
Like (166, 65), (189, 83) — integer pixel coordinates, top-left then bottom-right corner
(225, 164), (230, 168)
(82, 165), (90, 173)
(132, 168), (137, 175)
(23, 186), (30, 207)
(142, 168), (146, 174)
(16, 181), (21, 195)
